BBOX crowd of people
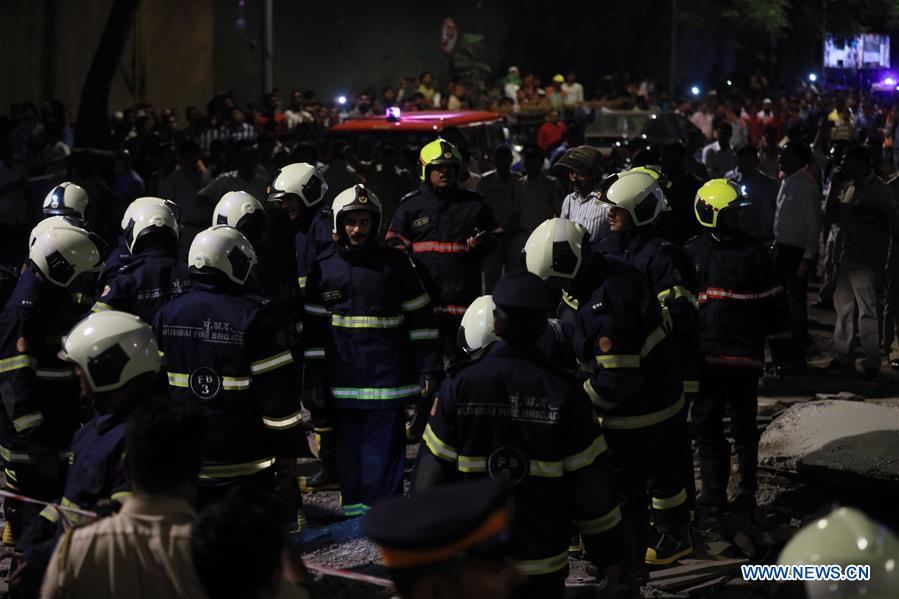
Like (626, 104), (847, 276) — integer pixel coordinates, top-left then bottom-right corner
(0, 65), (898, 599)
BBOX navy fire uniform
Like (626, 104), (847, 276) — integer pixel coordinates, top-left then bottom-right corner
(386, 184), (501, 357)
(303, 242), (440, 516)
(684, 230), (789, 508)
(416, 341), (625, 598)
(92, 248), (191, 324)
(154, 278), (303, 505)
(560, 252), (688, 567)
(295, 206), (336, 297)
(595, 229), (700, 512)
(98, 235), (130, 287)
(0, 267), (84, 530)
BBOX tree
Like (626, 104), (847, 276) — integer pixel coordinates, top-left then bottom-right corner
(449, 33), (492, 102)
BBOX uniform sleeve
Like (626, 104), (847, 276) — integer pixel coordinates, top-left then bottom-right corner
(561, 385), (624, 567)
(301, 262), (328, 390)
(0, 314), (56, 454)
(653, 247), (701, 394)
(579, 302), (647, 412)
(90, 271), (131, 314)
(399, 257), (441, 374)
(385, 202), (412, 250)
(248, 307), (303, 456)
(415, 377), (460, 489)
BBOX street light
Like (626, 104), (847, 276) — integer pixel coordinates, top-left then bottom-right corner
(690, 85), (701, 96)
(808, 73), (818, 83)
(337, 96), (347, 105)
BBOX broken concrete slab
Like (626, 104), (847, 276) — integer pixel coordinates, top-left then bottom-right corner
(798, 430), (899, 492)
(814, 391), (863, 402)
(759, 400), (899, 471)
(760, 372), (899, 398)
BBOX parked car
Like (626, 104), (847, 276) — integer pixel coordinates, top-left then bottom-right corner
(586, 110), (701, 169)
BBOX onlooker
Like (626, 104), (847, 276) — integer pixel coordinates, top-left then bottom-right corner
(536, 110), (567, 152)
(42, 400), (208, 599)
(477, 145), (521, 291)
(557, 145), (608, 241)
(728, 144), (779, 244)
(517, 143), (564, 234)
(825, 146), (899, 377)
(690, 102), (714, 140)
(192, 485), (314, 599)
(284, 90), (313, 130)
(701, 122), (736, 178)
(255, 92), (286, 131)
(447, 84), (469, 111)
(561, 71), (584, 107)
(159, 141), (212, 260)
(773, 142), (821, 372)
(503, 66), (521, 100)
(417, 71), (437, 104)
(227, 107), (257, 141)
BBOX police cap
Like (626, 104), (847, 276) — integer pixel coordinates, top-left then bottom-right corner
(362, 478), (510, 570)
(492, 271), (550, 313)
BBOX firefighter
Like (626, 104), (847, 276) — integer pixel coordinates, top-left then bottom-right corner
(303, 184), (440, 515)
(595, 167), (700, 524)
(91, 201), (190, 324)
(12, 310), (161, 594)
(154, 225), (304, 510)
(414, 271), (631, 599)
(42, 182), (89, 220)
(386, 138), (501, 357)
(685, 179), (789, 514)
(524, 218), (691, 569)
(101, 196), (182, 285)
(266, 162), (331, 298)
(0, 225), (104, 543)
(386, 138), (501, 440)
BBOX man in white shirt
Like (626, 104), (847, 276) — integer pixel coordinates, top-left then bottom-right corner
(701, 123), (736, 178)
(561, 71), (584, 107)
(690, 103), (715, 140)
(556, 146), (608, 241)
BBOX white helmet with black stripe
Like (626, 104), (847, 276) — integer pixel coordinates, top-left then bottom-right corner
(59, 311), (160, 393)
(212, 191), (268, 241)
(29, 226), (104, 288)
(331, 184), (382, 234)
(125, 202), (179, 253)
(28, 215), (85, 248)
(43, 182), (89, 218)
(523, 218), (589, 280)
(458, 295), (499, 354)
(267, 162), (328, 208)
(188, 225), (257, 285)
(121, 196), (182, 231)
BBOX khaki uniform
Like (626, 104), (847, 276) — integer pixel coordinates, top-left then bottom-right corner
(42, 496), (206, 599)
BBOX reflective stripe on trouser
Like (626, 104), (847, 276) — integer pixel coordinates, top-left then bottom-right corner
(516, 550), (569, 576)
(336, 408), (405, 517)
(457, 455), (563, 478)
(199, 457), (276, 480)
(575, 505), (622, 535)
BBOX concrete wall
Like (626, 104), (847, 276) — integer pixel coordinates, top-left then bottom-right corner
(1, 0), (214, 116)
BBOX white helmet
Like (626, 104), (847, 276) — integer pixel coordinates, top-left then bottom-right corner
(59, 311), (160, 393)
(331, 184), (382, 234)
(125, 202), (179, 253)
(778, 506), (899, 599)
(29, 226), (103, 288)
(29, 215), (85, 248)
(598, 169), (668, 227)
(43, 182), (89, 218)
(212, 191), (267, 237)
(121, 196), (181, 231)
(459, 295), (499, 354)
(523, 218), (588, 280)
(267, 162), (328, 207)
(188, 225), (257, 285)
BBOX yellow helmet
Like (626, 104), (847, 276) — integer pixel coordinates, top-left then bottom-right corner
(419, 138), (462, 180)
(694, 178), (747, 228)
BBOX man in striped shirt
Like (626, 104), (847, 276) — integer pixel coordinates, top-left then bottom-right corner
(556, 145), (609, 241)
